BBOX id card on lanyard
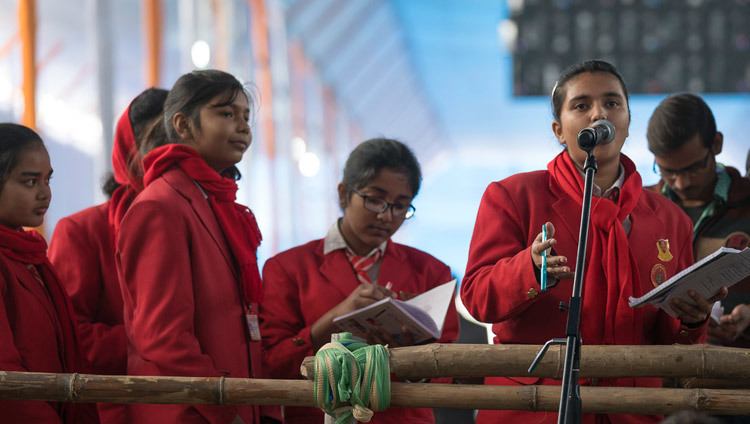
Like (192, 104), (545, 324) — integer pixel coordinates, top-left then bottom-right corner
(245, 303), (262, 341)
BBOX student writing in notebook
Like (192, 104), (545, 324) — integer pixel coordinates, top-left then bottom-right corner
(259, 138), (459, 424)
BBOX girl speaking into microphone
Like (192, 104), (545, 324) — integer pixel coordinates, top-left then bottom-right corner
(461, 60), (726, 424)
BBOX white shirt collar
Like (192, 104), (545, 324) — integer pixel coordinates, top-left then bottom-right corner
(578, 163), (625, 198)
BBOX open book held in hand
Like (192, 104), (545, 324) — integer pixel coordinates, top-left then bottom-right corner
(333, 279), (456, 345)
(629, 247), (750, 317)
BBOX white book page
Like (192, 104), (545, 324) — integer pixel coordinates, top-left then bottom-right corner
(629, 247), (750, 317)
(405, 279), (457, 334)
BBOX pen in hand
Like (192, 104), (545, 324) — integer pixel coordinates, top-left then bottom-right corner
(384, 281), (398, 299)
(541, 224), (548, 291)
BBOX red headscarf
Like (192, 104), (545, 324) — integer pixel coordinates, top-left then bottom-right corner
(548, 151), (644, 347)
(142, 144), (264, 303)
(108, 104), (143, 240)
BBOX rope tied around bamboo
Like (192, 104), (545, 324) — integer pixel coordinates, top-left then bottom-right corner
(313, 333), (390, 423)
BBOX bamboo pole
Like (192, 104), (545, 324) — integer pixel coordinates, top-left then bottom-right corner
(300, 344), (750, 380)
(675, 378), (750, 389)
(0, 372), (307, 407)
(1, 371), (750, 415)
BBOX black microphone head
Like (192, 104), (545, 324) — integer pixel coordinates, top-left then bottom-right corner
(576, 127), (598, 150)
(593, 119), (615, 145)
(577, 119), (616, 150)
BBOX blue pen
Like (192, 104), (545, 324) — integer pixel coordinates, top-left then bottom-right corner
(541, 224), (548, 291)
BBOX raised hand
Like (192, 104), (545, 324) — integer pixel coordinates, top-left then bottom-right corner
(531, 221), (575, 283)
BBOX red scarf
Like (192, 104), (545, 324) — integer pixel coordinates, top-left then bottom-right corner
(108, 104), (143, 240)
(142, 144), (264, 303)
(0, 226), (85, 373)
(548, 152), (643, 346)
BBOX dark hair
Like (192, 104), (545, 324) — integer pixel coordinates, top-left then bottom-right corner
(102, 172), (119, 197)
(144, 70), (248, 180)
(551, 59), (630, 122)
(646, 93), (716, 157)
(0, 123), (44, 194)
(103, 87), (169, 197)
(341, 138), (421, 205)
(159, 69), (248, 147)
(130, 87), (169, 144)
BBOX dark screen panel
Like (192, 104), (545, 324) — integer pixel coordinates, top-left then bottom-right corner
(510, 0), (750, 96)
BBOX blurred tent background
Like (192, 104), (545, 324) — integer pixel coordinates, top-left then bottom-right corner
(0, 0), (749, 286)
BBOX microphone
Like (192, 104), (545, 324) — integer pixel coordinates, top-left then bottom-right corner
(577, 119), (615, 150)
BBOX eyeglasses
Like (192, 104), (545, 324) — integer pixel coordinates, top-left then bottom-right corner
(351, 188), (415, 219)
(653, 150), (712, 181)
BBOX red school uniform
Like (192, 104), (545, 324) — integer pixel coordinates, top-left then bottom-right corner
(49, 202), (126, 423)
(0, 226), (99, 423)
(117, 145), (266, 424)
(47, 103), (143, 424)
(259, 233), (460, 424)
(50, 203), (125, 375)
(461, 153), (706, 424)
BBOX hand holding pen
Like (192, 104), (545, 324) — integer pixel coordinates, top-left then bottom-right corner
(531, 222), (574, 285)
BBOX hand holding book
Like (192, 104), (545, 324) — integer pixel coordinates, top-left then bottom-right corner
(333, 279), (457, 345)
(310, 282), (397, 351)
(629, 247), (750, 319)
(668, 287), (727, 325)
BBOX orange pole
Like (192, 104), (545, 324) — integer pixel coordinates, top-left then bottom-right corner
(143, 0), (162, 87)
(288, 42), (307, 142)
(212, 0), (228, 70)
(18, 0), (36, 129)
(249, 0), (275, 159)
(18, 0), (44, 235)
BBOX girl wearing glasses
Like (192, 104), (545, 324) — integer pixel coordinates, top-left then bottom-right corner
(259, 138), (459, 424)
(461, 60), (725, 424)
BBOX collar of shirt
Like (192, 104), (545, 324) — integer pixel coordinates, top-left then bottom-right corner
(662, 163), (731, 237)
(577, 163), (625, 200)
(323, 219), (388, 257)
(193, 180), (209, 199)
(576, 162), (631, 234)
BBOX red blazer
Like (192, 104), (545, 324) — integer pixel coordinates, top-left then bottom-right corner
(259, 238), (459, 424)
(0, 253), (98, 423)
(117, 166), (263, 424)
(462, 169), (705, 424)
(49, 202), (126, 423)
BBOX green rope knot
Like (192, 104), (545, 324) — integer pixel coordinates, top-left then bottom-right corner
(313, 332), (391, 423)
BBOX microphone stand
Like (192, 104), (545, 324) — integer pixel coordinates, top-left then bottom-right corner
(529, 146), (598, 424)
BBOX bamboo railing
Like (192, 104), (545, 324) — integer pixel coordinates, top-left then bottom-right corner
(2, 344), (750, 415)
(299, 344), (750, 381)
(2, 371), (750, 415)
